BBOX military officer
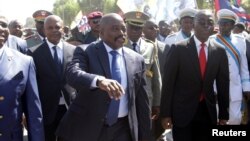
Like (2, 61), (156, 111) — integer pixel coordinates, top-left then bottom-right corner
(26, 10), (52, 48)
(210, 9), (250, 125)
(164, 8), (197, 46)
(123, 11), (162, 121)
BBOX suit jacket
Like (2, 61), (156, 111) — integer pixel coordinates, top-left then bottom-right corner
(156, 40), (170, 78)
(0, 46), (44, 141)
(160, 36), (229, 127)
(56, 41), (152, 141)
(124, 38), (162, 107)
(28, 41), (76, 125)
(5, 35), (27, 54)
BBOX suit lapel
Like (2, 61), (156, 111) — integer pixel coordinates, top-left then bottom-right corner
(97, 41), (112, 78)
(123, 48), (134, 101)
(62, 42), (71, 76)
(187, 37), (202, 80)
(0, 48), (13, 81)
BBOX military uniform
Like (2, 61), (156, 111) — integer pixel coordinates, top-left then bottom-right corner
(164, 8), (196, 46)
(26, 10), (52, 48)
(212, 9), (250, 125)
(164, 30), (192, 46)
(124, 11), (162, 108)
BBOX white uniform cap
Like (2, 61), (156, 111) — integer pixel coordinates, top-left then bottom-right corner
(217, 9), (238, 22)
(178, 8), (197, 20)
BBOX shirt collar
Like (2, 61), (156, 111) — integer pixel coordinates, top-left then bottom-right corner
(129, 38), (141, 46)
(103, 42), (123, 56)
(194, 35), (209, 47)
(46, 38), (63, 50)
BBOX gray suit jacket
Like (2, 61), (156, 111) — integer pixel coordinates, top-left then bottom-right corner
(56, 41), (152, 141)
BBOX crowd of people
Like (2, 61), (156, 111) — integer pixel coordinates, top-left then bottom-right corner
(0, 6), (250, 141)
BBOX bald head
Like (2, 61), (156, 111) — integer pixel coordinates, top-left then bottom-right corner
(44, 15), (63, 25)
(99, 13), (123, 28)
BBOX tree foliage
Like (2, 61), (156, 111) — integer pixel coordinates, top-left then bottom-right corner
(53, 0), (80, 26)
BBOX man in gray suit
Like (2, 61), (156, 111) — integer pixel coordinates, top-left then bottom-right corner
(56, 13), (152, 141)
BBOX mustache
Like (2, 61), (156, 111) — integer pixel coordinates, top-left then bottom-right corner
(114, 35), (125, 41)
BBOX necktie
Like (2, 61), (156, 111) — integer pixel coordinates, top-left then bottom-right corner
(199, 43), (206, 101)
(132, 42), (137, 52)
(106, 50), (121, 126)
(52, 46), (62, 75)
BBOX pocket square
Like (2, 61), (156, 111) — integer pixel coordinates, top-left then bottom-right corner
(12, 71), (24, 80)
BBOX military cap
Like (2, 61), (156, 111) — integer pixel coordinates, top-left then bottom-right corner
(87, 11), (103, 20)
(217, 9), (238, 23)
(178, 8), (197, 20)
(124, 11), (150, 27)
(32, 10), (52, 22)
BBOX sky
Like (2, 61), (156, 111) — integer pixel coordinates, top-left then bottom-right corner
(0, 0), (56, 24)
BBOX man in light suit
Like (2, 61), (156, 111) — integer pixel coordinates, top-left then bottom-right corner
(28, 15), (76, 141)
(56, 13), (152, 141)
(0, 15), (44, 141)
(160, 10), (229, 141)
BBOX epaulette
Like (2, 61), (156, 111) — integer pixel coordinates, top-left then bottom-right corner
(142, 38), (158, 58)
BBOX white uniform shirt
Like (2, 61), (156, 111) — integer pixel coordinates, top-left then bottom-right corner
(211, 34), (250, 101)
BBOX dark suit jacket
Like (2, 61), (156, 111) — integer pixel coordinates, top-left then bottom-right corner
(56, 41), (152, 141)
(160, 36), (229, 127)
(28, 41), (76, 125)
(0, 46), (44, 141)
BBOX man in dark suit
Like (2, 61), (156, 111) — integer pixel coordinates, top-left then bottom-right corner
(160, 10), (230, 141)
(56, 13), (152, 141)
(245, 36), (250, 126)
(28, 15), (76, 141)
(0, 14), (44, 141)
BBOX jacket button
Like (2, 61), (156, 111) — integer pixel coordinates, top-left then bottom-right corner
(0, 96), (4, 101)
